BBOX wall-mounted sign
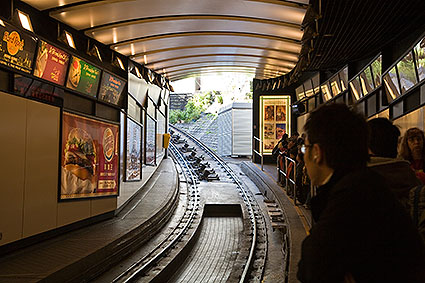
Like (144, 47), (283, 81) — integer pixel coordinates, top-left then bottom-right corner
(98, 72), (125, 105)
(14, 74), (63, 105)
(0, 22), (37, 73)
(126, 118), (142, 181)
(61, 112), (119, 200)
(259, 95), (291, 154)
(33, 40), (69, 85)
(66, 56), (101, 97)
(146, 115), (156, 165)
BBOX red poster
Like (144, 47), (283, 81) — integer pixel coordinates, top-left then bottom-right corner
(61, 112), (119, 200)
(34, 40), (69, 85)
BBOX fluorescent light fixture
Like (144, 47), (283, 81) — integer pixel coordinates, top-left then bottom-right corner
(135, 66), (141, 78)
(64, 31), (76, 49)
(349, 81), (360, 100)
(144, 54), (147, 65)
(17, 10), (33, 32)
(0, 19), (5, 27)
(116, 56), (125, 70)
(94, 45), (102, 61)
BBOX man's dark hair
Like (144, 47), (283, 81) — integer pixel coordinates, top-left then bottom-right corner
(303, 103), (369, 171)
(367, 118), (400, 158)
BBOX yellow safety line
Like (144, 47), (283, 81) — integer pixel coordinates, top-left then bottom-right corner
(253, 163), (310, 235)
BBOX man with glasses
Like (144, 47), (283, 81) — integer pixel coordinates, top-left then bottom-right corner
(297, 104), (425, 282)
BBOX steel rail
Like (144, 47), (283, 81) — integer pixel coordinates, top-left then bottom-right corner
(170, 125), (265, 283)
(112, 142), (199, 283)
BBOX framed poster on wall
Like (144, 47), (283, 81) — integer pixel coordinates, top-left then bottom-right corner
(260, 95), (291, 154)
(126, 117), (142, 181)
(60, 112), (119, 200)
(146, 114), (156, 165)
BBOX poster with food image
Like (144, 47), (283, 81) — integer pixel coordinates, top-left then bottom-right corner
(98, 72), (125, 105)
(66, 56), (101, 97)
(264, 105), (274, 121)
(264, 140), (275, 150)
(126, 118), (142, 181)
(33, 40), (69, 85)
(61, 112), (119, 200)
(264, 123), (274, 139)
(276, 105), (286, 122)
(0, 21), (37, 73)
(276, 123), (286, 139)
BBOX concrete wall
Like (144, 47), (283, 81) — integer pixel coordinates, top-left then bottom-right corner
(0, 92), (116, 246)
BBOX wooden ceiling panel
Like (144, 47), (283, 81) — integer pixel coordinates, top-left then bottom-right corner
(45, 0), (306, 30)
(85, 15), (302, 44)
(113, 34), (301, 57)
(22, 0), (306, 81)
(146, 55), (295, 72)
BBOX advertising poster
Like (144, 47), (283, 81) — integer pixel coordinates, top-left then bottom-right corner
(276, 124), (286, 139)
(14, 74), (63, 105)
(264, 105), (274, 121)
(260, 95), (291, 154)
(276, 105), (286, 122)
(126, 118), (142, 181)
(0, 21), (37, 73)
(66, 56), (101, 97)
(61, 112), (119, 200)
(146, 115), (156, 165)
(414, 38), (425, 82)
(99, 72), (125, 105)
(33, 40), (69, 85)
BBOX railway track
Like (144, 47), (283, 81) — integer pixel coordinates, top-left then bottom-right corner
(111, 125), (267, 283)
(111, 141), (201, 283)
(170, 125), (268, 283)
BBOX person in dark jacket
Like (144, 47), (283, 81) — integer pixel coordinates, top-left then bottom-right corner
(297, 104), (425, 282)
(367, 118), (421, 211)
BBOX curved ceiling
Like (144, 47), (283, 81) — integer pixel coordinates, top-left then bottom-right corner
(22, 0), (308, 82)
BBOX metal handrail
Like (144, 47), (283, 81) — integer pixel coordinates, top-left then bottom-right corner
(253, 136), (264, 170)
(277, 154), (298, 205)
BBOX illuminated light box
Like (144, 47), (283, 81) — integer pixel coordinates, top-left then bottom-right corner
(0, 21), (37, 73)
(60, 112), (119, 200)
(34, 40), (69, 85)
(383, 66), (401, 102)
(414, 38), (425, 82)
(371, 55), (382, 87)
(321, 82), (332, 101)
(397, 50), (418, 94)
(259, 95), (291, 154)
(98, 72), (125, 105)
(349, 76), (363, 101)
(66, 56), (101, 97)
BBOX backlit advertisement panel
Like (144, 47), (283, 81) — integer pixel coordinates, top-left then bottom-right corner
(98, 72), (125, 105)
(0, 21), (37, 73)
(259, 95), (291, 154)
(61, 112), (119, 200)
(66, 56), (101, 97)
(146, 115), (156, 165)
(33, 40), (69, 85)
(126, 118), (142, 181)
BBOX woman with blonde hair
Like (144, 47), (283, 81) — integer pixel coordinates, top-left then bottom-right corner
(399, 127), (425, 184)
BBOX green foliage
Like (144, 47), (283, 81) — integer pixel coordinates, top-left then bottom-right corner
(216, 95), (223, 104)
(245, 92), (253, 100)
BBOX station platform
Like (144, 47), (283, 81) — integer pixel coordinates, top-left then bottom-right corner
(0, 157), (310, 283)
(0, 159), (179, 283)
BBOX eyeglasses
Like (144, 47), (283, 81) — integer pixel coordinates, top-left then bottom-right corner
(300, 144), (313, 154)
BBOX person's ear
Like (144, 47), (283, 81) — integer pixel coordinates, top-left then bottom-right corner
(312, 143), (323, 164)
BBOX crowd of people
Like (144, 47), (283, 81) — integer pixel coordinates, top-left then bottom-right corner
(276, 104), (425, 282)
